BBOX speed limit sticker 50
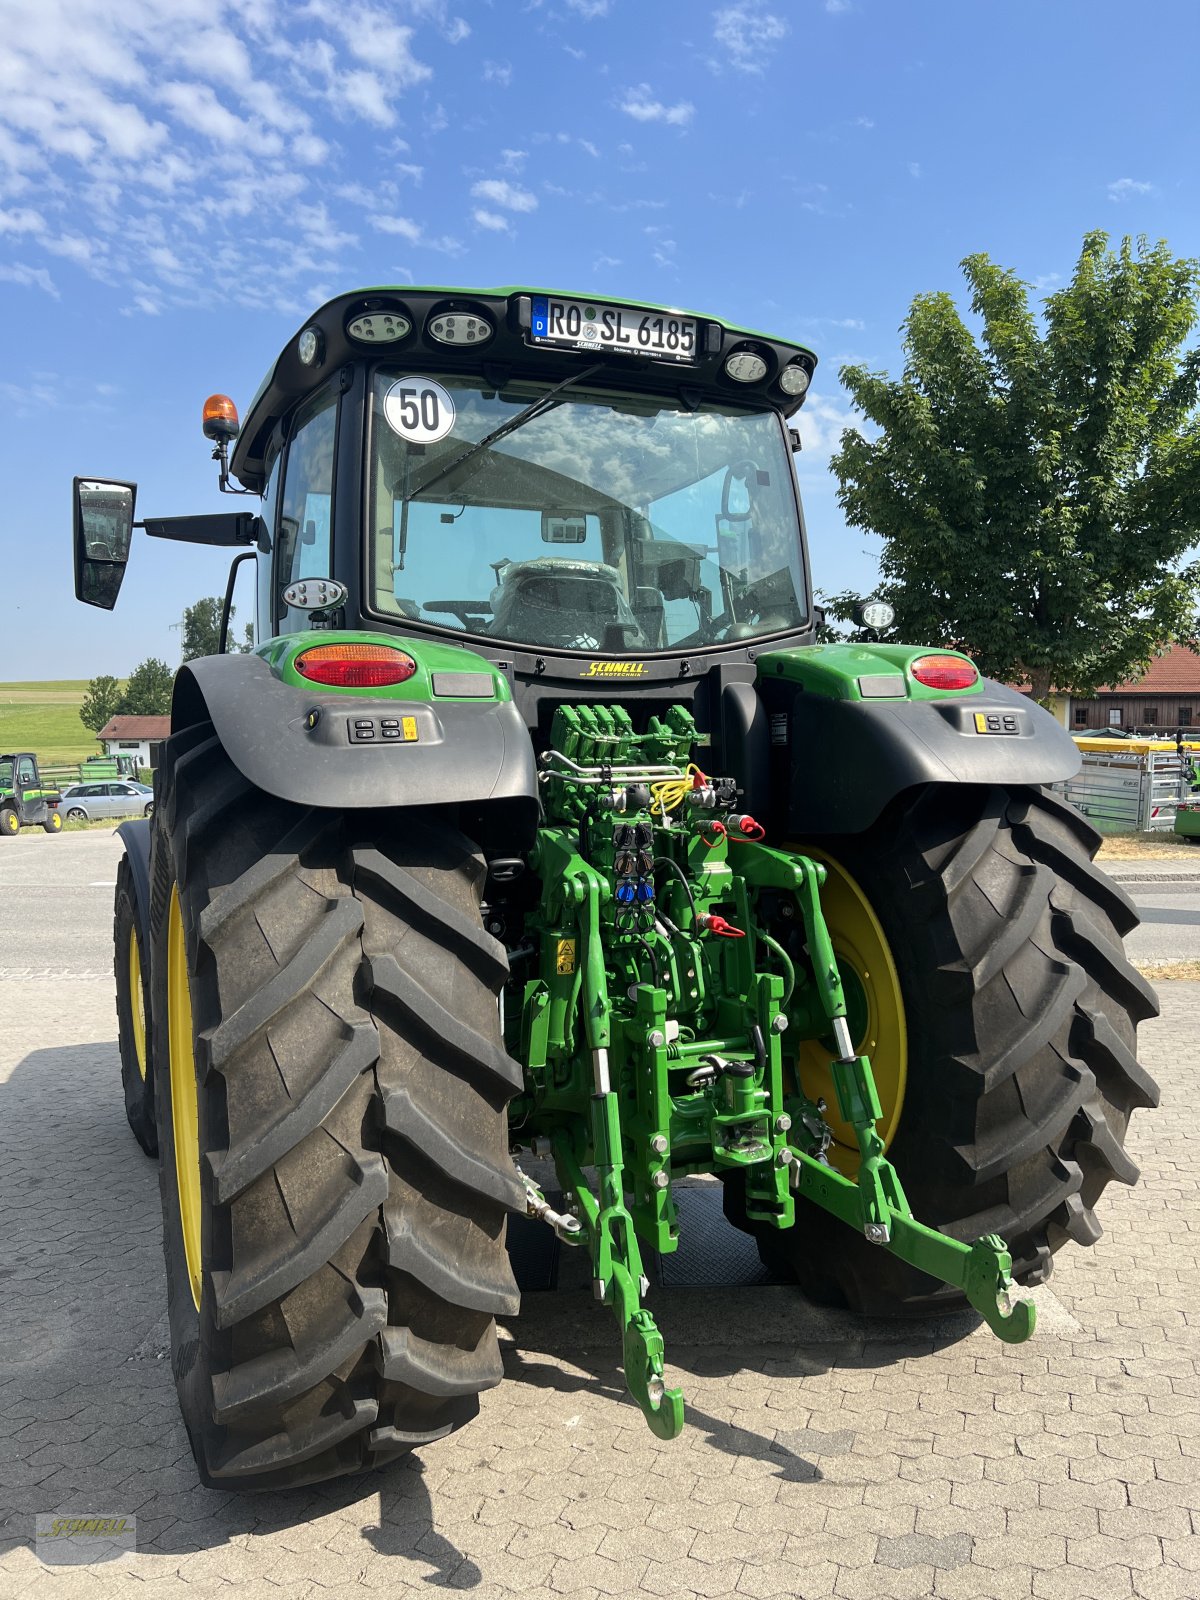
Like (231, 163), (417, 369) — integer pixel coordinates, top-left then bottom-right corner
(383, 377), (456, 444)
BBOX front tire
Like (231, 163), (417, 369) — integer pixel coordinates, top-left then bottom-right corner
(730, 784), (1160, 1315)
(43, 810), (63, 834)
(150, 724), (523, 1489)
(0, 808), (18, 836)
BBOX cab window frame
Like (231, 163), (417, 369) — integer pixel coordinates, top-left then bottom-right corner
(273, 380), (341, 636)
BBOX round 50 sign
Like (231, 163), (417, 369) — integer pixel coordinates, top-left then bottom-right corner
(383, 376), (456, 444)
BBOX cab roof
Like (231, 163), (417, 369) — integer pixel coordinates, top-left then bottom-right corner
(230, 284), (818, 492)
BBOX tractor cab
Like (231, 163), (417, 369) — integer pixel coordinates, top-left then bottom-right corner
(73, 287), (819, 746)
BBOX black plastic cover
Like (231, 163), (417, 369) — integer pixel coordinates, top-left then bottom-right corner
(116, 818), (153, 954)
(759, 677), (1082, 835)
(172, 654), (539, 844)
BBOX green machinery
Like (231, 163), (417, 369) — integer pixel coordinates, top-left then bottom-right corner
(518, 703), (1031, 1435)
(0, 752), (63, 835)
(72, 285), (1156, 1488)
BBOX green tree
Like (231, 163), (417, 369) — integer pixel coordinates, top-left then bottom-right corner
(118, 657), (174, 715)
(831, 232), (1200, 701)
(181, 597), (224, 661)
(181, 596), (250, 659)
(79, 673), (123, 734)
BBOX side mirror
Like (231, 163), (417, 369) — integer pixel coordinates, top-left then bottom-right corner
(73, 477), (137, 609)
(541, 513), (587, 545)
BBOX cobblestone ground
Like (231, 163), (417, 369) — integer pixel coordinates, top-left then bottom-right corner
(1, 956), (1197, 1596)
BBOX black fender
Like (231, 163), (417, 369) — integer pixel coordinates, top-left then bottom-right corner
(763, 677), (1082, 835)
(116, 818), (153, 955)
(171, 654), (539, 848)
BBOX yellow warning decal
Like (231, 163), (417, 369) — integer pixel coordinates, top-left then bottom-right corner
(402, 716), (418, 741)
(555, 938), (577, 975)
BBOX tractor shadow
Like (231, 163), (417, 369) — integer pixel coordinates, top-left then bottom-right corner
(0, 1043), (973, 1584)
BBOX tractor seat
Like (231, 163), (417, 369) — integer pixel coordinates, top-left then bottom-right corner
(488, 558), (647, 651)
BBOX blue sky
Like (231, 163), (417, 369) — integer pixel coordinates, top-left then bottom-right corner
(2, 0), (1196, 680)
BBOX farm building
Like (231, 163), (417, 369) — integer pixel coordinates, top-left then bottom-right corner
(1065, 644), (1200, 733)
(96, 714), (171, 769)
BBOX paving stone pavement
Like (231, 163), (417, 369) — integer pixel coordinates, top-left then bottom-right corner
(1, 862), (1197, 1597)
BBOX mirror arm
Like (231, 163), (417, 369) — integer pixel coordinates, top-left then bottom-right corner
(219, 551), (257, 654)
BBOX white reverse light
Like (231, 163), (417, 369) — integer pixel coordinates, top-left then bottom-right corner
(346, 312), (411, 344)
(779, 363), (811, 397)
(428, 311), (493, 347)
(297, 327), (323, 366)
(725, 349), (768, 383)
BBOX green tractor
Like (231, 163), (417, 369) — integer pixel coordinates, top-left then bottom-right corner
(0, 752), (64, 835)
(74, 286), (1158, 1489)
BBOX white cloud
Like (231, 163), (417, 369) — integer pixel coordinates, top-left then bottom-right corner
(499, 148), (527, 172)
(1108, 177), (1154, 202)
(567, 0), (610, 15)
(472, 207), (510, 232)
(711, 3), (789, 73)
(825, 0), (851, 12)
(0, 261), (58, 296)
(797, 394), (855, 459)
(471, 177), (538, 213)
(0, 206), (46, 235)
(370, 214), (423, 242)
(619, 84), (695, 126)
(483, 60), (512, 87)
(0, 0), (463, 309)
(908, 162), (921, 178)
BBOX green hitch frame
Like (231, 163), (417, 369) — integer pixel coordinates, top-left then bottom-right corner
(521, 719), (1034, 1445)
(734, 840), (1036, 1345)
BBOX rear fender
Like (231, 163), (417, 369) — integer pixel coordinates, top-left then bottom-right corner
(171, 649), (539, 850)
(757, 643), (1081, 834)
(116, 818), (152, 956)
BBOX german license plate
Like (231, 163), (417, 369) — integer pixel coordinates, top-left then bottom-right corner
(530, 296), (697, 363)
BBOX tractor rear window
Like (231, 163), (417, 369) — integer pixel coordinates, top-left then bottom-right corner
(367, 372), (808, 653)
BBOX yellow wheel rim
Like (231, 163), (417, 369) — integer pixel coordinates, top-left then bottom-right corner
(1, 811), (17, 835)
(167, 884), (203, 1310)
(48, 812), (62, 832)
(129, 926), (148, 1081)
(793, 847), (908, 1175)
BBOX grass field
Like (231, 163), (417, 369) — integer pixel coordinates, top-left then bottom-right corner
(0, 680), (101, 765)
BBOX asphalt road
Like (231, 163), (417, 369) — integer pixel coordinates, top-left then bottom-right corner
(4, 828), (1197, 975)
(2, 828), (1198, 1600)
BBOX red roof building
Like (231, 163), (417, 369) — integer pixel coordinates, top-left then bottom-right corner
(1067, 644), (1200, 732)
(96, 716), (172, 742)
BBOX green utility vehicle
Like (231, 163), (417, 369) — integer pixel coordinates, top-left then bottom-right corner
(0, 752), (63, 835)
(74, 286), (1158, 1490)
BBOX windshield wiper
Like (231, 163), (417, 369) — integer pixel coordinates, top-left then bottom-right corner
(409, 362), (604, 503)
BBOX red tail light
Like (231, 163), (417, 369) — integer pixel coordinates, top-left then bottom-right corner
(294, 642), (417, 688)
(910, 654), (979, 691)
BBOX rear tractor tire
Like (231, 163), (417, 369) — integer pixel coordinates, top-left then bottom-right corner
(115, 854), (156, 1156)
(150, 723), (523, 1489)
(728, 783), (1160, 1316)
